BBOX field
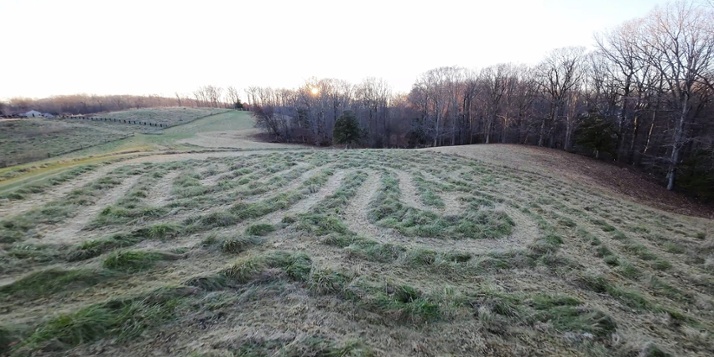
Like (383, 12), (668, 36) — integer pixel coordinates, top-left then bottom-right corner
(0, 110), (275, 195)
(0, 111), (713, 356)
(0, 108), (231, 168)
(92, 107), (230, 127)
(0, 119), (130, 167)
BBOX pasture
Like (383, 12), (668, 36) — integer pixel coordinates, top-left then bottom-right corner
(0, 108), (232, 169)
(92, 107), (229, 127)
(0, 119), (129, 167)
(0, 110), (264, 197)
(0, 110), (712, 356)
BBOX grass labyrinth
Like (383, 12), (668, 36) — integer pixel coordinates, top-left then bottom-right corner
(0, 150), (712, 356)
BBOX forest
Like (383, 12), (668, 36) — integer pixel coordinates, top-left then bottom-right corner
(248, 1), (714, 200)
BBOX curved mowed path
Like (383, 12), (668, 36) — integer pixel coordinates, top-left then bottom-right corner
(0, 149), (712, 357)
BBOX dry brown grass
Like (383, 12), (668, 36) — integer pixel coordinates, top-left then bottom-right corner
(428, 144), (714, 218)
(0, 149), (712, 357)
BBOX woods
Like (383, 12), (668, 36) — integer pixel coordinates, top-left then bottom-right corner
(250, 1), (714, 199)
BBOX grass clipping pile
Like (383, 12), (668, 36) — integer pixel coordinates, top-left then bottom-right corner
(0, 150), (712, 356)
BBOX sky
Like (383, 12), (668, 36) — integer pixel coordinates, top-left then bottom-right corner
(0, 0), (674, 100)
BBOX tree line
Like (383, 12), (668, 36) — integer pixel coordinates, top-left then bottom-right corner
(249, 1), (714, 200)
(0, 86), (245, 117)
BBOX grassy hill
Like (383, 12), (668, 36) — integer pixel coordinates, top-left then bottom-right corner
(0, 108), (234, 169)
(0, 138), (712, 356)
(0, 110), (258, 195)
(91, 107), (230, 127)
(0, 119), (130, 167)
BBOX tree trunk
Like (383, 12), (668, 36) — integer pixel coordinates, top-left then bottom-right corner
(564, 120), (573, 151)
(666, 94), (689, 191)
(538, 117), (546, 147)
(433, 109), (441, 147)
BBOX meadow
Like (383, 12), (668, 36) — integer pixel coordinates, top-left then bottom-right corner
(0, 109), (712, 356)
(0, 119), (129, 167)
(91, 107), (229, 127)
(0, 108), (230, 169)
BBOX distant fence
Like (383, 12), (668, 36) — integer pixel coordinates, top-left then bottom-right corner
(2, 110), (230, 128)
(60, 115), (170, 128)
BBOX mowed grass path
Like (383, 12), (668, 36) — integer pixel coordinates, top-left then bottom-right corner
(0, 149), (712, 357)
(0, 110), (261, 200)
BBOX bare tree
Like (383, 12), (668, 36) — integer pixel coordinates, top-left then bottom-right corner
(535, 47), (586, 148)
(638, 1), (714, 190)
(226, 86), (241, 109)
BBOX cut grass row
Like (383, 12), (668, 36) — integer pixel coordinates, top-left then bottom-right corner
(0, 164), (99, 201)
(369, 170), (514, 239)
(0, 165), (147, 244)
(63, 168), (335, 261)
(0, 247), (676, 356)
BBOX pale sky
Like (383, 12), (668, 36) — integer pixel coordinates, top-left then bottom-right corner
(0, 0), (672, 100)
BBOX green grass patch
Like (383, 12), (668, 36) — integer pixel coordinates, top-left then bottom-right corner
(103, 250), (180, 272)
(368, 284), (441, 322)
(370, 172), (513, 239)
(531, 299), (617, 339)
(579, 274), (652, 310)
(19, 286), (193, 352)
(220, 236), (263, 254)
(648, 277), (693, 303)
(603, 255), (620, 266)
(412, 173), (445, 208)
(622, 243), (658, 261)
(0, 268), (114, 299)
(662, 242), (685, 254)
(0, 165), (98, 201)
(89, 205), (168, 228)
(308, 269), (354, 296)
(66, 223), (177, 262)
(615, 261), (642, 280)
(651, 259), (672, 271)
(297, 214), (351, 236)
(137, 223), (183, 240)
(592, 219), (616, 232)
(222, 251), (313, 284)
(346, 240), (406, 263)
(245, 223), (276, 236)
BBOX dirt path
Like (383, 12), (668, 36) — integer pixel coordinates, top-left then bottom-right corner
(35, 175), (142, 245)
(199, 164), (230, 186)
(0, 150), (317, 216)
(394, 169), (430, 212)
(441, 192), (463, 216)
(265, 170), (347, 224)
(342, 171), (384, 239)
(146, 171), (180, 207)
(241, 163), (313, 204)
(489, 205), (539, 249)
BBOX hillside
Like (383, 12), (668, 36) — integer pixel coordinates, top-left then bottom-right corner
(0, 119), (130, 167)
(0, 108), (234, 168)
(91, 107), (230, 127)
(0, 112), (712, 356)
(430, 145), (714, 219)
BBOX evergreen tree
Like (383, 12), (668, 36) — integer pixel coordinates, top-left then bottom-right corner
(333, 110), (361, 147)
(574, 113), (617, 159)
